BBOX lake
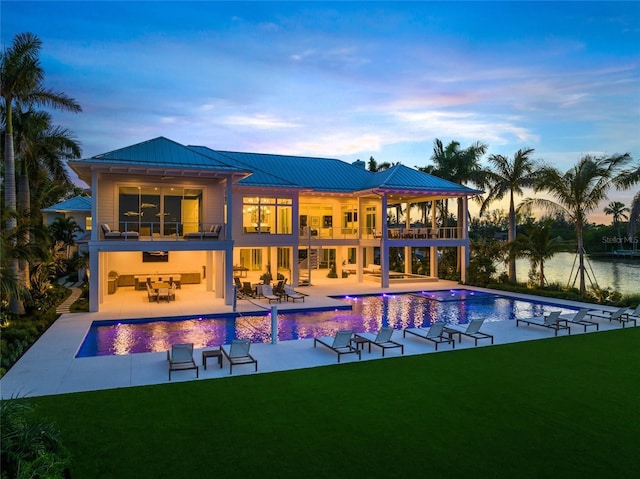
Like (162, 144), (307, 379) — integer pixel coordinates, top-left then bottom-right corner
(501, 252), (639, 296)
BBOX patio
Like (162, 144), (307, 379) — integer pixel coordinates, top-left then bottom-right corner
(0, 279), (630, 398)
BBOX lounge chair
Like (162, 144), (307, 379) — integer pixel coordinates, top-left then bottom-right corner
(100, 223), (139, 240)
(403, 322), (454, 350)
(444, 319), (494, 346)
(167, 343), (198, 380)
(220, 339), (257, 374)
(516, 311), (570, 336)
(261, 284), (281, 303)
(284, 285), (306, 302)
(313, 330), (361, 362)
(272, 279), (287, 298)
(354, 326), (404, 356)
(558, 308), (599, 332)
(586, 307), (636, 328)
(184, 224), (222, 240)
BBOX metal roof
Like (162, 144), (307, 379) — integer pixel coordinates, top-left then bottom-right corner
(190, 147), (372, 192)
(41, 195), (91, 213)
(364, 164), (482, 196)
(71, 137), (247, 173)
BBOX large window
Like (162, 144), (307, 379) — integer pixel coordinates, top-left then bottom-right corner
(242, 197), (292, 234)
(119, 186), (202, 236)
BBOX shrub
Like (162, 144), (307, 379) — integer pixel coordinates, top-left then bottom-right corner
(0, 398), (71, 479)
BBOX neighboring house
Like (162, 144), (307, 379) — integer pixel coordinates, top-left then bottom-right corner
(69, 137), (480, 312)
(41, 195), (92, 255)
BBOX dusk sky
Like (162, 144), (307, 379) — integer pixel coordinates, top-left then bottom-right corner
(3, 1), (639, 223)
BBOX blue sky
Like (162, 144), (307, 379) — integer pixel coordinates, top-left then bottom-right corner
(3, 1), (639, 223)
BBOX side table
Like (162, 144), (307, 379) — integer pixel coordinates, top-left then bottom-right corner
(202, 348), (223, 370)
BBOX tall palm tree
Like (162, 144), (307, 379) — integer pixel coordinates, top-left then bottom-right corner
(1, 32), (82, 314)
(480, 148), (538, 283)
(614, 162), (640, 239)
(49, 216), (83, 259)
(420, 138), (488, 227)
(519, 153), (632, 294)
(603, 201), (629, 241)
(514, 218), (564, 288)
(367, 156), (392, 172)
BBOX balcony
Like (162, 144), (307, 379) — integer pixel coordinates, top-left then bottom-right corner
(99, 222), (223, 241)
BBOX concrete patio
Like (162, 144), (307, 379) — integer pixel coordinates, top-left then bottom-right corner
(0, 278), (633, 399)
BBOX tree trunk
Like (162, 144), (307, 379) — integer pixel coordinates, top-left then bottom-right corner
(508, 191), (517, 283)
(539, 261), (545, 288)
(4, 127), (25, 314)
(18, 161), (31, 290)
(577, 224), (586, 295)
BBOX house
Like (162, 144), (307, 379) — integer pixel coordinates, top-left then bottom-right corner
(41, 195), (92, 260)
(69, 137), (480, 312)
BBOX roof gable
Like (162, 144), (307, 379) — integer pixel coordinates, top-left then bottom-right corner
(80, 137), (245, 172)
(41, 195), (91, 213)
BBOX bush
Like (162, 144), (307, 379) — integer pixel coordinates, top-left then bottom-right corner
(0, 398), (71, 479)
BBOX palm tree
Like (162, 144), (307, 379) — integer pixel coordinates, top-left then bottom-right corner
(481, 148), (539, 283)
(420, 139), (488, 228)
(603, 201), (629, 243)
(614, 162), (640, 239)
(367, 156), (392, 172)
(49, 217), (83, 259)
(1, 32), (82, 314)
(514, 218), (564, 287)
(520, 153), (632, 294)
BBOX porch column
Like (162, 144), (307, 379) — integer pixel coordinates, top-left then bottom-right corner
(405, 201), (411, 274)
(89, 245), (99, 312)
(430, 200), (438, 278)
(381, 193), (389, 288)
(461, 196), (469, 283)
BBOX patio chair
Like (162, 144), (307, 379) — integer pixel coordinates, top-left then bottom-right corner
(284, 285), (306, 302)
(516, 311), (570, 336)
(313, 330), (361, 363)
(168, 282), (177, 301)
(261, 284), (281, 303)
(220, 339), (257, 374)
(444, 318), (494, 346)
(146, 283), (158, 302)
(403, 322), (454, 350)
(559, 308), (599, 332)
(354, 326), (404, 356)
(272, 279), (287, 298)
(167, 343), (199, 380)
(586, 307), (636, 328)
(157, 287), (170, 303)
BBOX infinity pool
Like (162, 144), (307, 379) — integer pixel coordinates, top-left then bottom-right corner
(76, 289), (577, 357)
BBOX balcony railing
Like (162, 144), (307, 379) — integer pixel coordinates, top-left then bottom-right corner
(99, 222), (220, 241)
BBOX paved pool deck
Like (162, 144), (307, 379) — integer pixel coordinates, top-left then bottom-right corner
(0, 280), (634, 399)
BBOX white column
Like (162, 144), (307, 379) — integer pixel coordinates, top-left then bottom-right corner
(430, 200), (438, 278)
(461, 196), (469, 283)
(381, 193), (389, 288)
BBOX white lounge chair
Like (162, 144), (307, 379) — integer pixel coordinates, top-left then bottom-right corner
(220, 339), (258, 374)
(403, 322), (454, 350)
(444, 319), (494, 346)
(559, 308), (599, 332)
(313, 330), (361, 362)
(516, 311), (570, 336)
(261, 284), (281, 303)
(283, 285), (306, 302)
(587, 307), (636, 328)
(354, 326), (404, 356)
(167, 343), (198, 380)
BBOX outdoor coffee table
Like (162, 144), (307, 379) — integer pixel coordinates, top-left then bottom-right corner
(202, 348), (223, 369)
(351, 334), (372, 353)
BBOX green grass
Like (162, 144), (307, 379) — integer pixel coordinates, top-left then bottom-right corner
(26, 328), (640, 479)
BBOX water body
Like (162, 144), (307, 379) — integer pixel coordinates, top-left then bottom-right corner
(505, 252), (639, 295)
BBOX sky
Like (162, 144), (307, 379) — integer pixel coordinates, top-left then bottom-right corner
(3, 1), (639, 224)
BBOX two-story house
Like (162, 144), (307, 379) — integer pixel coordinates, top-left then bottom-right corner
(69, 137), (480, 312)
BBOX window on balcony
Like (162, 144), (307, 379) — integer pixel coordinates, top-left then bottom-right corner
(118, 186), (202, 236)
(242, 197), (292, 234)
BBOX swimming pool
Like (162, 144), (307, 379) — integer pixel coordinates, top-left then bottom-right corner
(76, 289), (578, 357)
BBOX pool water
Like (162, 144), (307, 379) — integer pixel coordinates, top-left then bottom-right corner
(76, 290), (577, 357)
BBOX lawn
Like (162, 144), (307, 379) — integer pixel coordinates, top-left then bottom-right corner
(27, 328), (640, 479)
